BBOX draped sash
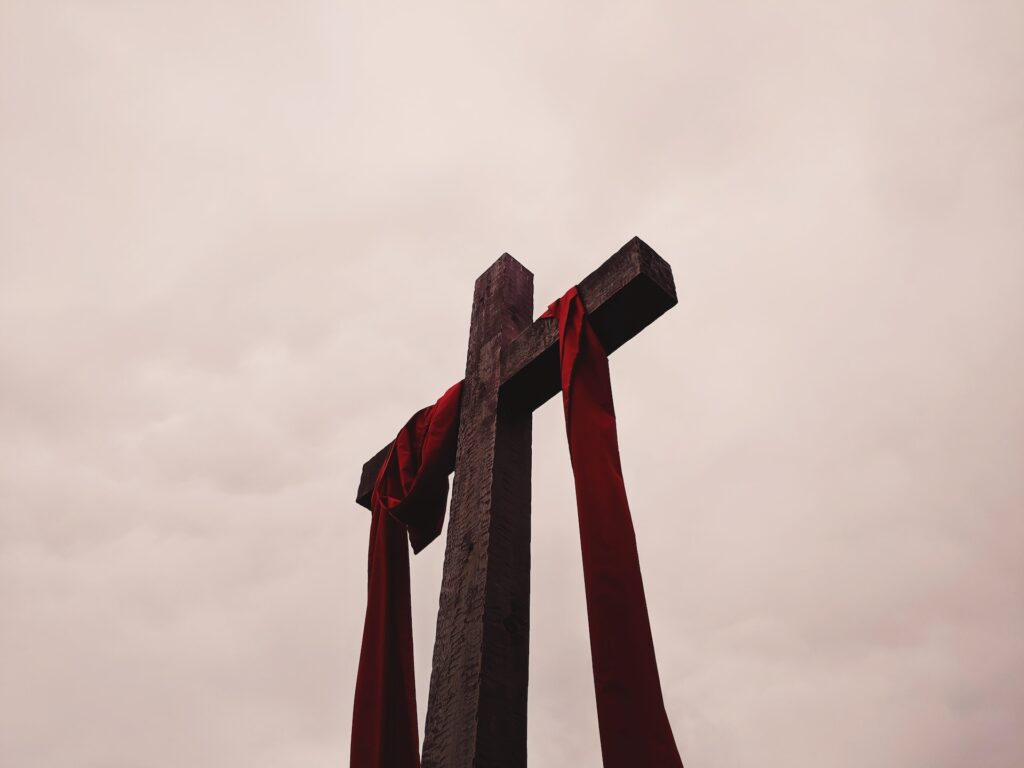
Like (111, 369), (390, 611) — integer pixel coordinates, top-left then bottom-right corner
(351, 288), (682, 767)
(350, 381), (462, 768)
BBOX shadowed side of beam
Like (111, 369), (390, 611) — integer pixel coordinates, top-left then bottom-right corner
(499, 236), (676, 412)
(354, 236), (676, 511)
(355, 442), (393, 510)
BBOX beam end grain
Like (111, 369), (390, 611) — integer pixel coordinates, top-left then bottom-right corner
(355, 442), (392, 510)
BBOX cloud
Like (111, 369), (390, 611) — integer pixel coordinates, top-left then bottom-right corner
(1, 0), (1022, 766)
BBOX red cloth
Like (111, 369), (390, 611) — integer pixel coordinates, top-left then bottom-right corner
(544, 286), (684, 767)
(351, 288), (683, 767)
(350, 381), (463, 768)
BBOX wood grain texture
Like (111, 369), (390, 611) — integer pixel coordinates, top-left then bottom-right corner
(499, 236), (677, 412)
(351, 237), (677, 765)
(354, 236), (676, 510)
(420, 255), (534, 768)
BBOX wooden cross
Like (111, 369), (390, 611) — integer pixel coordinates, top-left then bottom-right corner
(355, 237), (677, 767)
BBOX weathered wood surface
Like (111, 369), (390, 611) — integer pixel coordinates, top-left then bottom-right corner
(354, 236), (676, 509)
(420, 255), (534, 767)
(351, 236), (677, 766)
(499, 235), (676, 412)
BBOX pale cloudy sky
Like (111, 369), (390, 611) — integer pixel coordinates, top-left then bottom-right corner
(1, 1), (1022, 766)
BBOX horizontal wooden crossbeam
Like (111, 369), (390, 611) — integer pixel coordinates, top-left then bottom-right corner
(355, 236), (677, 509)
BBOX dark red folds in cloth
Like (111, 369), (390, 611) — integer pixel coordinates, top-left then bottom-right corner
(349, 381), (462, 768)
(351, 288), (682, 767)
(544, 286), (684, 768)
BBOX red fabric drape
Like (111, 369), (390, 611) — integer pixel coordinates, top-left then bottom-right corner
(544, 286), (684, 767)
(350, 381), (462, 768)
(351, 288), (682, 767)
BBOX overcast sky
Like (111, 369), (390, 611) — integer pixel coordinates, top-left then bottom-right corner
(2, 1), (1022, 766)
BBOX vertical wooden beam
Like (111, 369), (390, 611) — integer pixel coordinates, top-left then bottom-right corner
(421, 255), (533, 768)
